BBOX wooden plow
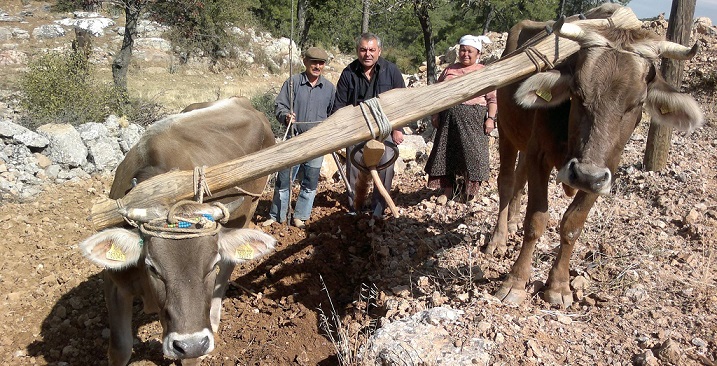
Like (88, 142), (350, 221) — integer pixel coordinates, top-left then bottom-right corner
(90, 7), (641, 230)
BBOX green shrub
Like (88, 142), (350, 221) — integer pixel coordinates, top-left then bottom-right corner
(250, 88), (283, 137)
(19, 50), (122, 130)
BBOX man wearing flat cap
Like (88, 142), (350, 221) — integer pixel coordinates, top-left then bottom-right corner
(264, 46), (336, 229)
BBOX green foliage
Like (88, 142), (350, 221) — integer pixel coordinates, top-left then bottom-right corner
(51, 0), (101, 12)
(148, 0), (257, 64)
(561, 0), (631, 17)
(19, 51), (121, 130)
(250, 88), (283, 137)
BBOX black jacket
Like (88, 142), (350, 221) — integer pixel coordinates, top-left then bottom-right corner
(332, 57), (405, 113)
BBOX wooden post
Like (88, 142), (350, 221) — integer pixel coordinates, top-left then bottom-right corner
(89, 8), (640, 230)
(643, 0), (696, 171)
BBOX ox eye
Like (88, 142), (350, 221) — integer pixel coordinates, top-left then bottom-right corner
(144, 259), (162, 278)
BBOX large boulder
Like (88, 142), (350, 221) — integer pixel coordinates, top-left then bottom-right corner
(76, 122), (124, 171)
(117, 123), (144, 153)
(0, 26), (11, 41)
(359, 307), (492, 365)
(263, 37), (301, 70)
(0, 120), (49, 148)
(398, 134), (428, 162)
(55, 12), (115, 37)
(694, 17), (715, 35)
(36, 124), (87, 167)
(32, 24), (66, 39)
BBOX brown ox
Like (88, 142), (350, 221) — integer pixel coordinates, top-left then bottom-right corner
(79, 96), (276, 365)
(486, 5), (704, 307)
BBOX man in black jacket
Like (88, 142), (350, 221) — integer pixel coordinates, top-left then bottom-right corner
(333, 32), (405, 218)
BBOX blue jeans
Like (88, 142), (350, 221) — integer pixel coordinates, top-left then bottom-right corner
(269, 155), (323, 222)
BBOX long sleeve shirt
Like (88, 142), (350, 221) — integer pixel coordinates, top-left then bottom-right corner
(275, 72), (336, 134)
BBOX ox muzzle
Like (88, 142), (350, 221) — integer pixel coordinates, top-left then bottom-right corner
(163, 329), (215, 359)
(556, 158), (612, 195)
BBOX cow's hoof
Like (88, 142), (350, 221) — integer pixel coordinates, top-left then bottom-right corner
(494, 283), (527, 304)
(543, 287), (573, 308)
(484, 238), (507, 257)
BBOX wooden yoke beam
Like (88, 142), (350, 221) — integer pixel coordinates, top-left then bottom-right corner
(90, 7), (639, 230)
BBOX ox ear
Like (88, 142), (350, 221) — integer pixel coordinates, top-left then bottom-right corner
(79, 228), (143, 270)
(217, 228), (277, 264)
(645, 78), (705, 133)
(514, 70), (572, 108)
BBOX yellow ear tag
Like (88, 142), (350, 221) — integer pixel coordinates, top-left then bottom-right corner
(235, 243), (255, 260)
(535, 89), (553, 102)
(660, 105), (671, 115)
(106, 243), (127, 262)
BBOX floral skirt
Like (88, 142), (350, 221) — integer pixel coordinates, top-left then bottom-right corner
(424, 103), (489, 196)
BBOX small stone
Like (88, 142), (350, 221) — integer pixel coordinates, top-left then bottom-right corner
(656, 339), (682, 364)
(431, 291), (446, 306)
(691, 337), (707, 348)
(633, 350), (659, 366)
(13, 349), (27, 358)
(477, 321), (491, 333)
(61, 345), (77, 357)
(684, 209), (700, 225)
(55, 305), (67, 319)
(557, 314), (572, 325)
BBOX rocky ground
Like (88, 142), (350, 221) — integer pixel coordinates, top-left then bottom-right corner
(0, 2), (716, 366)
(1, 113), (715, 365)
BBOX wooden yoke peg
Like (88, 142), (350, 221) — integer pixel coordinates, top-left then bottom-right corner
(357, 140), (400, 218)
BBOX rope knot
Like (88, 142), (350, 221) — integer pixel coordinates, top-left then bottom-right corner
(359, 98), (391, 141)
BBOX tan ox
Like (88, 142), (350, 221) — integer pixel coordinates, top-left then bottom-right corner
(79, 97), (276, 365)
(486, 5), (704, 307)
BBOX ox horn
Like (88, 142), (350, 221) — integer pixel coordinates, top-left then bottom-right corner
(554, 19), (610, 47)
(554, 5), (642, 44)
(119, 206), (168, 222)
(201, 197), (245, 221)
(657, 41), (699, 60)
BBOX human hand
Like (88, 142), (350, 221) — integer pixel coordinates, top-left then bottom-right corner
(484, 117), (495, 135)
(285, 112), (296, 125)
(392, 130), (404, 145)
(431, 115), (439, 128)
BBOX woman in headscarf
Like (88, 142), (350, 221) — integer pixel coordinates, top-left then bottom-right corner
(425, 34), (498, 202)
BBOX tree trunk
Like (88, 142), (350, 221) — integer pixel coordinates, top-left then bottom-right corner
(297, 0), (309, 49)
(482, 4), (494, 35)
(643, 0), (696, 171)
(362, 0), (370, 33)
(415, 1), (436, 84)
(557, 0), (566, 18)
(112, 3), (140, 94)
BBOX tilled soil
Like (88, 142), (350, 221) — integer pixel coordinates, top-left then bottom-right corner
(1, 114), (716, 365)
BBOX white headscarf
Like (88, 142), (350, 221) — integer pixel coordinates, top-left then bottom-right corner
(458, 34), (492, 52)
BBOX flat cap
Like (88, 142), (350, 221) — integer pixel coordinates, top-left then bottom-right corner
(304, 47), (329, 62)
